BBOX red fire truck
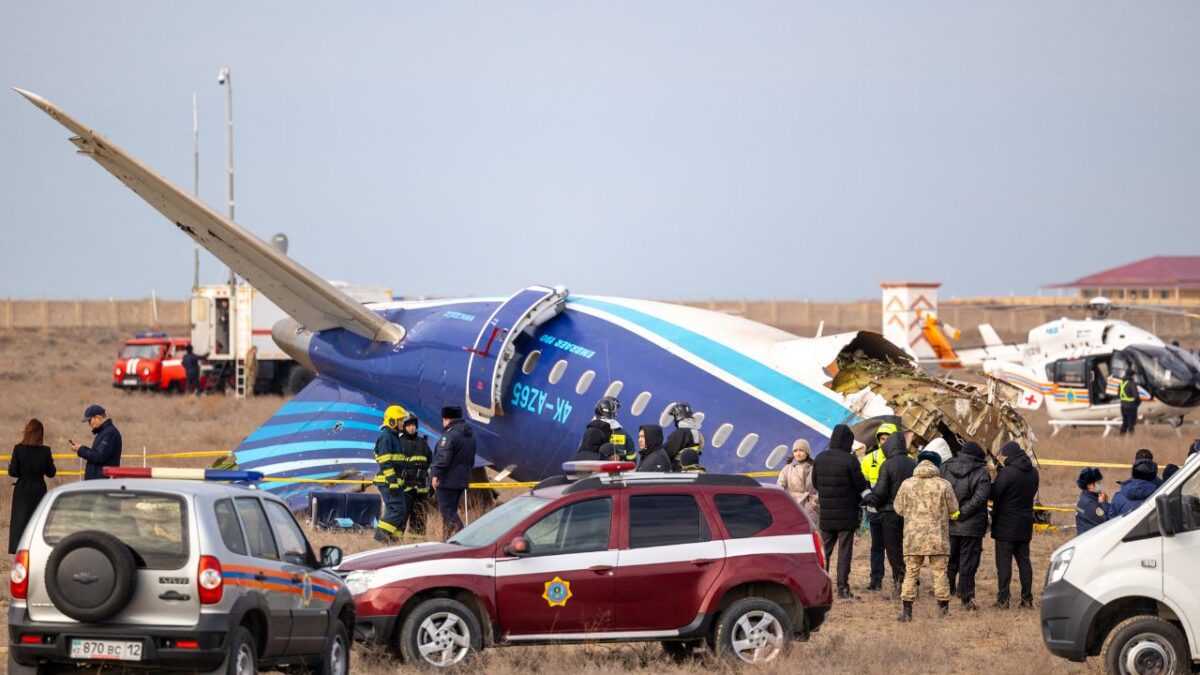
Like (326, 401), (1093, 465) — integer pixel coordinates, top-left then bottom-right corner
(111, 333), (193, 392)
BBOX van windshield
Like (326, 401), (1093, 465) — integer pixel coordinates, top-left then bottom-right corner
(448, 495), (550, 548)
(43, 491), (188, 570)
(120, 344), (164, 359)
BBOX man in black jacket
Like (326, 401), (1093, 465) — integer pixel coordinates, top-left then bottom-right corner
(865, 432), (915, 591)
(71, 404), (122, 480)
(990, 441), (1040, 609)
(812, 424), (870, 599)
(431, 406), (476, 539)
(576, 417), (612, 459)
(636, 425), (672, 472)
(940, 441), (991, 610)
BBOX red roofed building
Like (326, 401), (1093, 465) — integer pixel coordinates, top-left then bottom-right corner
(1048, 256), (1200, 303)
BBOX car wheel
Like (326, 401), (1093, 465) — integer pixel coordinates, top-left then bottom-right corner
(204, 625), (258, 675)
(316, 621), (351, 675)
(44, 531), (138, 623)
(398, 598), (482, 668)
(712, 597), (793, 665)
(1100, 615), (1187, 675)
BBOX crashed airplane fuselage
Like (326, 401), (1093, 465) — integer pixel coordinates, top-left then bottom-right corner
(17, 88), (1032, 507)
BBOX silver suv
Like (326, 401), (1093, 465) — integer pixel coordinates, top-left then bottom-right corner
(7, 476), (354, 674)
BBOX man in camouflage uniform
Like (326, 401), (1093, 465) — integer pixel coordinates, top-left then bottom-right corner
(893, 451), (959, 621)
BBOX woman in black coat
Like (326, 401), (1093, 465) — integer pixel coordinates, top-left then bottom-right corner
(9, 418), (57, 554)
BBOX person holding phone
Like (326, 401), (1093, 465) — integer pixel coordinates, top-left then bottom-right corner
(9, 418), (57, 553)
(69, 404), (122, 480)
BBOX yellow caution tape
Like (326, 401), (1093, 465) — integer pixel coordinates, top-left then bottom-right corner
(8, 450), (229, 462)
(1036, 459), (1131, 470)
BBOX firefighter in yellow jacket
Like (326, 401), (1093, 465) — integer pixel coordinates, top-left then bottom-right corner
(860, 422), (895, 590)
(374, 405), (408, 543)
(398, 413), (433, 535)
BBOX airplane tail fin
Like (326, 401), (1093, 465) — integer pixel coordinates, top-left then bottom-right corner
(230, 376), (493, 510)
(15, 88), (402, 343)
(979, 323), (1004, 348)
(230, 376), (390, 510)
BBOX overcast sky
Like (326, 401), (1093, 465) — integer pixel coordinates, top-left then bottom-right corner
(2, 3), (1197, 302)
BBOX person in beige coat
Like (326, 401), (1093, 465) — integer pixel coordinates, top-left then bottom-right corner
(777, 439), (820, 529)
(893, 452), (959, 621)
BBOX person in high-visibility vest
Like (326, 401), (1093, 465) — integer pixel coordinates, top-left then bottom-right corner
(374, 405), (408, 543)
(860, 422), (895, 591)
(398, 414), (432, 536)
(1118, 371), (1141, 436)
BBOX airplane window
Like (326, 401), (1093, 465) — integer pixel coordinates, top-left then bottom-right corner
(765, 444), (789, 469)
(712, 423), (734, 448)
(694, 412), (705, 425)
(604, 381), (623, 399)
(659, 403), (679, 427)
(548, 360), (568, 385)
(522, 350), (541, 375)
(736, 433), (759, 458)
(631, 392), (652, 416)
(575, 370), (596, 395)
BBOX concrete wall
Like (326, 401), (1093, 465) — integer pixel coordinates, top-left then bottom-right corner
(1, 299), (188, 330)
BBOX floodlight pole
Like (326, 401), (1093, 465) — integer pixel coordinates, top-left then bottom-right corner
(192, 91), (200, 290)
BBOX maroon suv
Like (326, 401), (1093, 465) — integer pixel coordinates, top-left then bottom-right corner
(340, 466), (832, 667)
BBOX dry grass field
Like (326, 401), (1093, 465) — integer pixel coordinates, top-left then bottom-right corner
(1, 327), (1197, 673)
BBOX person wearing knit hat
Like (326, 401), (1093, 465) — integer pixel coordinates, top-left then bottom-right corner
(916, 450), (943, 469)
(893, 453), (959, 620)
(1111, 459), (1158, 517)
(990, 441), (1039, 609)
(812, 424), (870, 599)
(1074, 467), (1110, 535)
(777, 439), (820, 529)
(940, 441), (991, 610)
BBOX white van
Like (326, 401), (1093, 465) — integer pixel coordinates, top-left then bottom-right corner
(1041, 454), (1200, 674)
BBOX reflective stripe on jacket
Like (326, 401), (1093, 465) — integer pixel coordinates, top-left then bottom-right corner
(861, 446), (885, 487)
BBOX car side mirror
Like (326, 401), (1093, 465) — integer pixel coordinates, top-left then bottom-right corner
(1155, 494), (1179, 537)
(503, 536), (530, 557)
(320, 545), (343, 568)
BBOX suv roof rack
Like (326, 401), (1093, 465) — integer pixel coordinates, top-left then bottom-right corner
(562, 472), (764, 495)
(530, 475), (572, 493)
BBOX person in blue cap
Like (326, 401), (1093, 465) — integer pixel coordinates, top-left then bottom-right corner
(1074, 467), (1111, 534)
(69, 404), (122, 480)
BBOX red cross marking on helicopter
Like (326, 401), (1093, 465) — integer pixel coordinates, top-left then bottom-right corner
(1026, 394), (1038, 405)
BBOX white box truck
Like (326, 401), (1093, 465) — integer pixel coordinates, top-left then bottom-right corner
(1042, 453), (1200, 673)
(190, 282), (391, 394)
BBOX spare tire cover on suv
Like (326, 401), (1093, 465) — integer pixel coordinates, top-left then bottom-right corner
(45, 531), (138, 623)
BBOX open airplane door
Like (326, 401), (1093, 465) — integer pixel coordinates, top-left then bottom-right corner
(465, 285), (569, 423)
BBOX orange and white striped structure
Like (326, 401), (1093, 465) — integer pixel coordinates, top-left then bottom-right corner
(881, 282), (941, 362)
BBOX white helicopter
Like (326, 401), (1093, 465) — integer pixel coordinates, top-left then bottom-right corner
(949, 297), (1200, 432)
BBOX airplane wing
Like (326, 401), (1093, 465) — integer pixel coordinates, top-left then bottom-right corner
(14, 88), (402, 343)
